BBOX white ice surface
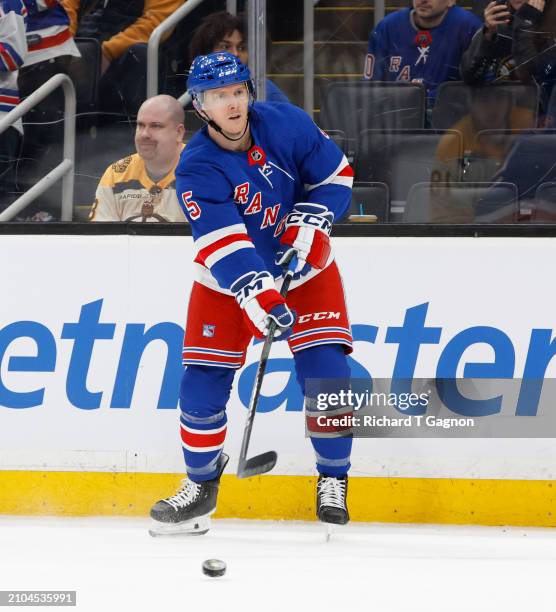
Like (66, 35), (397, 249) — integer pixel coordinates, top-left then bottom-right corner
(0, 517), (555, 612)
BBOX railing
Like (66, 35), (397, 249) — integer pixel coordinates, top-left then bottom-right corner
(0, 73), (76, 222)
(375, 0), (385, 23)
(248, 0), (266, 101)
(147, 0), (268, 106)
(303, 0), (383, 118)
(304, 0), (314, 117)
(146, 0), (206, 103)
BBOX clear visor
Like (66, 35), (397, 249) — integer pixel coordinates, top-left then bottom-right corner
(197, 83), (250, 111)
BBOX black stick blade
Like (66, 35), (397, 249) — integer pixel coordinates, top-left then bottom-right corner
(237, 451), (277, 479)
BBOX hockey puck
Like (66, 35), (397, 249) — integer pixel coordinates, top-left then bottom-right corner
(202, 559), (226, 577)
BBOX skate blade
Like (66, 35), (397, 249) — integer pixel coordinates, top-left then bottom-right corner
(322, 520), (349, 542)
(148, 515), (211, 537)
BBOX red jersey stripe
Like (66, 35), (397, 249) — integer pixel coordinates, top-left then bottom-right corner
(0, 48), (17, 71)
(306, 414), (354, 434)
(28, 29), (71, 52)
(180, 427), (227, 448)
(195, 232), (252, 266)
(0, 95), (19, 104)
(337, 164), (354, 177)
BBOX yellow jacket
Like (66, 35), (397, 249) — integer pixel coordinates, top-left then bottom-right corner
(89, 151), (186, 222)
(61, 0), (183, 60)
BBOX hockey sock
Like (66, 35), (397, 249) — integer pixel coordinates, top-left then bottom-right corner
(179, 365), (235, 482)
(294, 344), (353, 477)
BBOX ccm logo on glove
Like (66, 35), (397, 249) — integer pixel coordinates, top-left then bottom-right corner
(277, 203), (334, 274)
(285, 212), (333, 233)
(231, 271), (296, 340)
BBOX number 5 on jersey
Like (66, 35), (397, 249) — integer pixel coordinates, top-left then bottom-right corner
(181, 191), (201, 220)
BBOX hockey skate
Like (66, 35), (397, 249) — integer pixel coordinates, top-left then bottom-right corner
(149, 453), (229, 537)
(316, 474), (349, 526)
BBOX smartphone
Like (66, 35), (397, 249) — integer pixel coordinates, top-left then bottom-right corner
(494, 0), (512, 23)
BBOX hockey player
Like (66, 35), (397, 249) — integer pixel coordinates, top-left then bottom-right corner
(364, 0), (481, 105)
(150, 52), (354, 536)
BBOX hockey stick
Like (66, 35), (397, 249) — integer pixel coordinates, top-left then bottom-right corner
(236, 254), (298, 479)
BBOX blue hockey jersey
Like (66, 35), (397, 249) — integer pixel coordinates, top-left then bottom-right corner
(176, 102), (353, 293)
(364, 6), (481, 101)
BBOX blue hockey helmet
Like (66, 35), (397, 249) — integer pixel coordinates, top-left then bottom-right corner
(187, 52), (255, 100)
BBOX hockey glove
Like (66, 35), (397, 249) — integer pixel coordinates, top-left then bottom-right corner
(231, 270), (296, 340)
(276, 203), (334, 276)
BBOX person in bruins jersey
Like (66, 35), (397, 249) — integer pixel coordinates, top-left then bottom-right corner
(89, 95), (187, 222)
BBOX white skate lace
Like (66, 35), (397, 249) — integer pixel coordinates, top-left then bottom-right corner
(318, 477), (346, 509)
(164, 479), (201, 510)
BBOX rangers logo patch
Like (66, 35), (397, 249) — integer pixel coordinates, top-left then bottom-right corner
(203, 324), (216, 337)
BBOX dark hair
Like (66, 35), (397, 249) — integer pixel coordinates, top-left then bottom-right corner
(188, 11), (246, 65)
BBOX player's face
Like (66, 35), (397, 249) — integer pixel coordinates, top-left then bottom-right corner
(202, 83), (250, 136)
(135, 105), (184, 162)
(509, 0), (525, 9)
(412, 0), (455, 21)
(212, 29), (249, 66)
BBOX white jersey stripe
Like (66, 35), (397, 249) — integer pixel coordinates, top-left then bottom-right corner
(204, 240), (255, 269)
(182, 358), (242, 368)
(182, 441), (225, 452)
(290, 326), (351, 340)
(305, 155), (351, 191)
(183, 347), (244, 357)
(180, 422), (227, 435)
(193, 223), (248, 255)
(328, 175), (354, 188)
(291, 338), (353, 352)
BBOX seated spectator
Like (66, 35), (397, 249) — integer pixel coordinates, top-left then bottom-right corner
(89, 94), (186, 222)
(364, 0), (481, 108)
(18, 0), (80, 100)
(461, 1), (545, 86)
(62, 0), (182, 118)
(511, 0), (556, 118)
(435, 85), (534, 183)
(188, 11), (290, 104)
(0, 0), (27, 212)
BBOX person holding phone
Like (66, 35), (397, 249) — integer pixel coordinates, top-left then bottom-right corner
(461, 0), (545, 85)
(511, 0), (556, 118)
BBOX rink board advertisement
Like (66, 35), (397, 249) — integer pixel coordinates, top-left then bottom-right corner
(2, 234), (556, 524)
